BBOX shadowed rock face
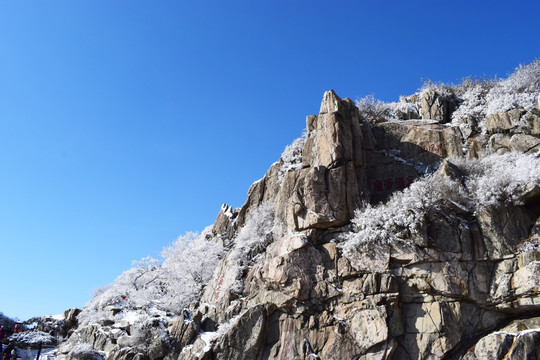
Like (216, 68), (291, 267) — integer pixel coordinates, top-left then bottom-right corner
(57, 90), (540, 360)
(420, 89), (458, 124)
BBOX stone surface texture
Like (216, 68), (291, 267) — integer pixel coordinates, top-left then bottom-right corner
(175, 90), (540, 360)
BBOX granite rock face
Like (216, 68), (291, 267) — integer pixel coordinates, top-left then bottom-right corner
(174, 91), (540, 360)
(238, 90), (367, 233)
(420, 89), (456, 123)
(56, 89), (540, 360)
(486, 108), (540, 154)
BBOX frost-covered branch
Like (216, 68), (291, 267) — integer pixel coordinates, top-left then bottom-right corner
(342, 152), (540, 257)
(279, 132), (308, 180)
(79, 227), (224, 326)
(229, 202), (276, 264)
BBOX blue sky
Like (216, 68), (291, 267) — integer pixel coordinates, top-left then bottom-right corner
(0, 0), (538, 320)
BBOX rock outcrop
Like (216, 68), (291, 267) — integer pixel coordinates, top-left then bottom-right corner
(35, 308), (81, 339)
(55, 84), (540, 360)
(420, 89), (456, 124)
(171, 90), (540, 359)
(486, 108), (540, 154)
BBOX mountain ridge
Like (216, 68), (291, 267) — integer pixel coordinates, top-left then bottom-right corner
(19, 59), (540, 360)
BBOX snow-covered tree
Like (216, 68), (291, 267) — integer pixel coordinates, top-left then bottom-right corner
(228, 202), (276, 264)
(341, 173), (468, 256)
(486, 59), (540, 115)
(342, 152), (540, 258)
(79, 226), (224, 325)
(160, 226), (224, 310)
(279, 132), (307, 180)
(453, 152), (540, 209)
(356, 94), (393, 123)
(451, 78), (496, 131)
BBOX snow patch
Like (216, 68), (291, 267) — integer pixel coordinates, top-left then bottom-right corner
(199, 331), (219, 352)
(51, 313), (65, 321)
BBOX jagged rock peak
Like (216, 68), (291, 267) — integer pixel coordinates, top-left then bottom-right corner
(319, 89), (340, 114)
(303, 89), (364, 169)
(212, 202), (239, 240)
(219, 203), (233, 217)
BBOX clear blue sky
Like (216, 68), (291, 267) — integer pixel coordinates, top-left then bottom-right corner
(0, 0), (538, 320)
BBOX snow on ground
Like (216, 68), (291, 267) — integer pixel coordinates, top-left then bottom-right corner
(200, 331), (219, 352)
(51, 313), (65, 321)
(14, 347), (57, 360)
(122, 310), (144, 324)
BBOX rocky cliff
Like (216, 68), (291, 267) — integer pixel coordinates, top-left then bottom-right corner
(55, 60), (540, 360)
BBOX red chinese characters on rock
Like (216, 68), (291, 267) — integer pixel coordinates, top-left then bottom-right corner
(422, 143), (447, 155)
(282, 336), (292, 360)
(214, 273), (225, 301)
(373, 175), (415, 192)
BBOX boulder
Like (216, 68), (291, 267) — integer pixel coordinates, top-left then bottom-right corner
(488, 131), (540, 155)
(465, 135), (489, 159)
(488, 133), (512, 153)
(212, 203), (238, 240)
(112, 320), (130, 332)
(459, 123), (474, 140)
(522, 109), (540, 135)
(176, 336), (212, 360)
(236, 161), (281, 228)
(434, 159), (463, 181)
(63, 308), (81, 335)
(509, 133), (540, 153)
(367, 120), (464, 202)
(486, 109), (522, 133)
(420, 89), (455, 123)
(345, 303), (389, 352)
(106, 348), (148, 360)
(67, 344), (103, 360)
(363, 150), (421, 203)
(512, 260), (540, 299)
(463, 317), (540, 360)
(485, 108), (540, 137)
(372, 120), (464, 159)
(461, 332), (514, 360)
(169, 310), (202, 350)
(147, 336), (171, 360)
(272, 90), (367, 231)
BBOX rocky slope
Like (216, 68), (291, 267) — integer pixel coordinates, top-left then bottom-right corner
(54, 61), (540, 360)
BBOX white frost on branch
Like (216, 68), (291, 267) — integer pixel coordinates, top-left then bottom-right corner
(341, 174), (468, 256)
(485, 59), (540, 115)
(79, 226), (224, 326)
(453, 152), (540, 209)
(342, 152), (540, 256)
(279, 132), (308, 181)
(228, 202), (276, 264)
